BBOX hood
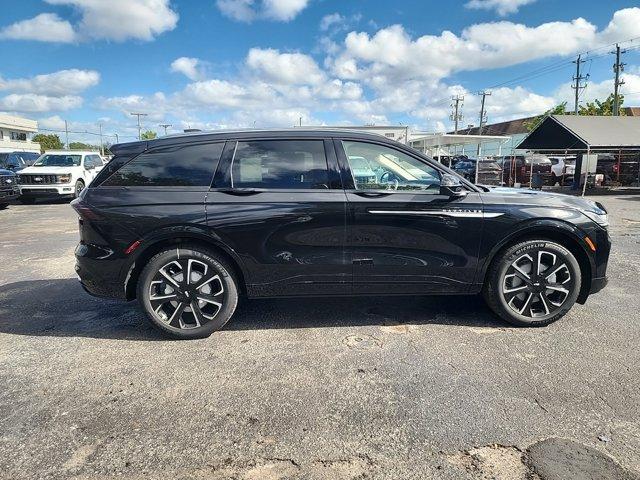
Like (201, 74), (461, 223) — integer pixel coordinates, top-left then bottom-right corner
(482, 186), (606, 214)
(0, 168), (16, 176)
(19, 166), (76, 175)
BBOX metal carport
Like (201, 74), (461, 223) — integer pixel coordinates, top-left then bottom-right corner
(517, 115), (640, 195)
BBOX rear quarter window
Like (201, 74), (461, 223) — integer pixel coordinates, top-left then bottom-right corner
(103, 142), (224, 187)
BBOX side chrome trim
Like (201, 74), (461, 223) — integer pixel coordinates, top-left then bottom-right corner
(368, 210), (504, 219)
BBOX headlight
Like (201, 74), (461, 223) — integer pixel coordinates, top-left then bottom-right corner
(580, 209), (609, 227)
(58, 174), (72, 183)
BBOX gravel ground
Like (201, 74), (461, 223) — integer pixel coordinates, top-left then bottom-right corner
(0, 195), (639, 479)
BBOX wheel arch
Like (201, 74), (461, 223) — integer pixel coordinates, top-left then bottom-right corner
(479, 220), (594, 304)
(123, 233), (247, 301)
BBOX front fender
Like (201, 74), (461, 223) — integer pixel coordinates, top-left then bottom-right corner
(475, 217), (596, 286)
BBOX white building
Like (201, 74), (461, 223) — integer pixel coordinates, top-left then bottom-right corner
(303, 125), (412, 144)
(0, 114), (40, 153)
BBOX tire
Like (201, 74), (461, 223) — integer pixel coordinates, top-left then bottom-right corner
(20, 197), (36, 205)
(0, 203), (8, 210)
(137, 246), (239, 339)
(483, 240), (581, 327)
(74, 180), (85, 199)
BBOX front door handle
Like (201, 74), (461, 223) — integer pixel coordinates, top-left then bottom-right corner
(353, 191), (391, 198)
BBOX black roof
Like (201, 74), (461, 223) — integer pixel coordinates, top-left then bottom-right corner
(110, 128), (397, 155)
(517, 115), (640, 151)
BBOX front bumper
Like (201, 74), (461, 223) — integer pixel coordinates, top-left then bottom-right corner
(0, 188), (19, 202)
(20, 184), (75, 197)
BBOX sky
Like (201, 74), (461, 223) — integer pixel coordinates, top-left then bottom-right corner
(1, 0), (640, 144)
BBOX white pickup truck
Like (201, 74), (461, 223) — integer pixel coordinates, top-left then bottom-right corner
(18, 150), (104, 204)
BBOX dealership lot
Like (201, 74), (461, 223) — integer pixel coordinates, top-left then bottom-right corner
(1, 197), (639, 479)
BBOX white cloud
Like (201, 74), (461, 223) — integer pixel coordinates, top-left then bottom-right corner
(1, 0), (178, 43)
(0, 69), (100, 96)
(320, 13), (345, 32)
(263, 0), (309, 21)
(0, 94), (83, 112)
(0, 13), (76, 43)
(170, 57), (207, 81)
(327, 8), (640, 88)
(246, 48), (325, 85)
(38, 115), (67, 130)
(216, 0), (309, 23)
(465, 0), (537, 17)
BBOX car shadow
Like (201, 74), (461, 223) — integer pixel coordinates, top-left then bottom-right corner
(0, 278), (507, 341)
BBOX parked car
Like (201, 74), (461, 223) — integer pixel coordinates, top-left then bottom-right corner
(0, 151), (40, 172)
(453, 158), (502, 185)
(18, 150), (104, 204)
(499, 155), (553, 187)
(550, 157), (576, 185)
(0, 167), (19, 209)
(73, 130), (610, 339)
(596, 154), (640, 186)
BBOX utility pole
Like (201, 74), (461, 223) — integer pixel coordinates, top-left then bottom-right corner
(130, 112), (148, 140)
(98, 123), (104, 156)
(64, 120), (69, 149)
(159, 123), (172, 136)
(476, 91), (491, 159)
(450, 95), (464, 134)
(572, 54), (588, 115)
(612, 44), (626, 116)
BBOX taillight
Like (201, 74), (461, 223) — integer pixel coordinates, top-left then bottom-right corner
(71, 199), (102, 221)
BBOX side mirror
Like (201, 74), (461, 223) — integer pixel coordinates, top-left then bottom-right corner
(440, 173), (468, 198)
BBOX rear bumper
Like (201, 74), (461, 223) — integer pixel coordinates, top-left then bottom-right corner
(590, 276), (608, 295)
(75, 243), (127, 299)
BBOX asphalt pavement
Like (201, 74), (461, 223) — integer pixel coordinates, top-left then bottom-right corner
(0, 195), (639, 479)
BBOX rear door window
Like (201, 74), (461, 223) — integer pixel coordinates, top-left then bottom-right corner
(231, 140), (329, 189)
(103, 143), (224, 187)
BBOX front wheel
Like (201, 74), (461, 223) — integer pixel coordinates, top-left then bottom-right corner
(483, 240), (581, 327)
(137, 246), (239, 339)
(74, 180), (85, 199)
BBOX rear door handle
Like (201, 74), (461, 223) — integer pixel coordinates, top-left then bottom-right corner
(218, 188), (261, 196)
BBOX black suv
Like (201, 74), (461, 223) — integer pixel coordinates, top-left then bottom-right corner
(73, 130), (610, 339)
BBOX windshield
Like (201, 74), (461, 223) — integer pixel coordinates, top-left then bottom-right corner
(0, 153), (24, 169)
(33, 154), (82, 167)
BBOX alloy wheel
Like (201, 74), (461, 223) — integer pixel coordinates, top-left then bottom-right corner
(148, 258), (225, 329)
(501, 249), (573, 318)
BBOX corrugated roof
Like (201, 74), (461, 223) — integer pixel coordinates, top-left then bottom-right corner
(550, 115), (640, 147)
(517, 115), (640, 150)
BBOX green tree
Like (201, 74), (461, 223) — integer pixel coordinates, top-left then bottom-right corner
(140, 130), (157, 140)
(69, 142), (99, 151)
(579, 94), (625, 116)
(524, 102), (569, 131)
(32, 133), (64, 153)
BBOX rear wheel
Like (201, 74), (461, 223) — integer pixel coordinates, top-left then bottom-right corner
(137, 246), (238, 339)
(0, 203), (8, 210)
(483, 240), (581, 327)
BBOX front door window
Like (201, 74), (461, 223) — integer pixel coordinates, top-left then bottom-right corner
(342, 141), (441, 193)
